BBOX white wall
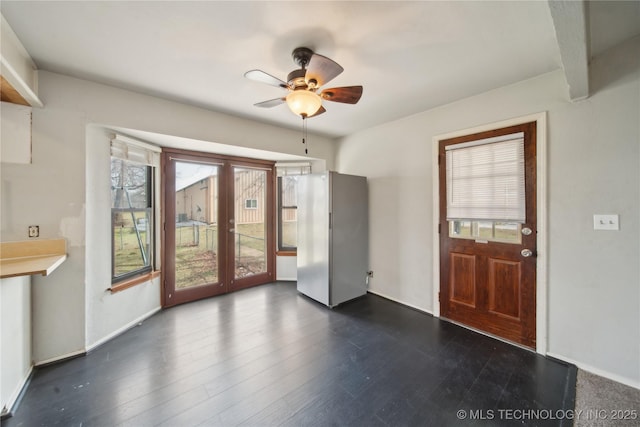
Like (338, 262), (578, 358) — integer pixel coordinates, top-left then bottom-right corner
(0, 275), (31, 415)
(2, 86), (88, 363)
(0, 102), (32, 164)
(84, 126), (162, 350)
(0, 70), (336, 363)
(336, 36), (640, 387)
(276, 256), (297, 281)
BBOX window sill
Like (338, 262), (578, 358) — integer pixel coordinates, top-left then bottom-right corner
(276, 251), (297, 257)
(109, 271), (160, 293)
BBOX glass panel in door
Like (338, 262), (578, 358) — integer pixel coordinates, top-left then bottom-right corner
(174, 161), (219, 289)
(233, 167), (267, 279)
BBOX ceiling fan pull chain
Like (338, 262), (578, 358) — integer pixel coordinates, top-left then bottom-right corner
(301, 116), (306, 154)
(302, 116), (308, 154)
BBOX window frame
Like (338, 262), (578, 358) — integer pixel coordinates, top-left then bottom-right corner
(275, 163), (311, 255)
(448, 219), (522, 244)
(244, 198), (258, 209)
(277, 176), (298, 253)
(111, 159), (155, 284)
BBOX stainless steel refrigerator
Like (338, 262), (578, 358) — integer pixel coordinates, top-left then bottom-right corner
(296, 172), (368, 307)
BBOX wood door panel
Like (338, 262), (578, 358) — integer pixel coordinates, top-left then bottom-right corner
(439, 121), (536, 349)
(457, 311), (529, 346)
(449, 253), (477, 308)
(487, 258), (521, 320)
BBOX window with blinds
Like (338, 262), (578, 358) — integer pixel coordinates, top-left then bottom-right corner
(445, 132), (525, 243)
(110, 134), (161, 168)
(276, 162), (311, 252)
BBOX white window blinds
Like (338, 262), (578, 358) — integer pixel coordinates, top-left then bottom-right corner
(445, 132), (525, 223)
(110, 134), (161, 167)
(275, 162), (311, 176)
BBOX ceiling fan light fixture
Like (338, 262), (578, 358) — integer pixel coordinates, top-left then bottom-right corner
(286, 90), (322, 117)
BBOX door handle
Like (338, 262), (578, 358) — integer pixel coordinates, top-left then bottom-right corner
(229, 228), (235, 233)
(521, 249), (534, 257)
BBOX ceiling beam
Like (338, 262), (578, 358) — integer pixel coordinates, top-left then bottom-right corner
(547, 0), (589, 101)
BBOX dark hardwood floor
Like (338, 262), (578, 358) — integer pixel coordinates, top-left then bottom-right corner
(4, 282), (576, 426)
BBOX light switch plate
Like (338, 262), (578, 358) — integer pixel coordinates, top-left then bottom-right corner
(593, 214), (619, 231)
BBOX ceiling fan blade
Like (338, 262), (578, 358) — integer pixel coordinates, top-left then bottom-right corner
(319, 86), (363, 104)
(306, 53), (344, 87)
(244, 70), (288, 89)
(254, 97), (286, 108)
(308, 105), (326, 118)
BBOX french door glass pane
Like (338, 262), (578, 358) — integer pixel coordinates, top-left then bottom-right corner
(174, 161), (219, 289)
(234, 167), (267, 278)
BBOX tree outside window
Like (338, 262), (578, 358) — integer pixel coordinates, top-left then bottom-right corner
(111, 158), (154, 281)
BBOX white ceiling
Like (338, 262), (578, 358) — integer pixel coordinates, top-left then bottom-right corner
(2, 1), (639, 139)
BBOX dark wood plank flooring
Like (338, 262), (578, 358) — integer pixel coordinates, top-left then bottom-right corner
(4, 282), (576, 426)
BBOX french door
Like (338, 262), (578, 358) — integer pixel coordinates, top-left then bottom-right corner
(439, 122), (537, 348)
(162, 149), (275, 307)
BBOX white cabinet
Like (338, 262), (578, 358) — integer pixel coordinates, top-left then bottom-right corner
(0, 275), (31, 416)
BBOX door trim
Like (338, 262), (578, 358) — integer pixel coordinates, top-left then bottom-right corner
(431, 112), (548, 355)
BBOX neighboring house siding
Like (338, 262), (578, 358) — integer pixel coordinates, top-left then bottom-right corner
(234, 169), (265, 224)
(176, 175), (218, 224)
(175, 170), (265, 225)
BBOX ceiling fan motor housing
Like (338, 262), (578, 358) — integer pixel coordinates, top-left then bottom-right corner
(287, 69), (308, 89)
(292, 47), (314, 68)
(289, 47), (319, 89)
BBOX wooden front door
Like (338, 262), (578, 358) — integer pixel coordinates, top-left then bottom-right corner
(439, 122), (537, 348)
(162, 149), (275, 307)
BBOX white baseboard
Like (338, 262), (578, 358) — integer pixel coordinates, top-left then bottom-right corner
(367, 289), (432, 315)
(546, 352), (640, 390)
(86, 306), (162, 353)
(35, 349), (86, 367)
(2, 365), (33, 417)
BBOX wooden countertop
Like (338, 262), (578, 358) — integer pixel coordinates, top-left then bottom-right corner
(0, 239), (67, 279)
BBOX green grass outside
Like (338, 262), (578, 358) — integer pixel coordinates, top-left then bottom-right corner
(450, 220), (520, 243)
(114, 221), (270, 288)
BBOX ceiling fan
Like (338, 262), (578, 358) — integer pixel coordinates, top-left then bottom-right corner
(244, 47), (363, 119)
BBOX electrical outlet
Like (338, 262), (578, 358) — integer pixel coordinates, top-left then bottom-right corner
(28, 225), (39, 238)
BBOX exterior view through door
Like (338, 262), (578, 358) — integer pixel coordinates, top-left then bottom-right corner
(162, 149), (275, 307)
(439, 122), (537, 348)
